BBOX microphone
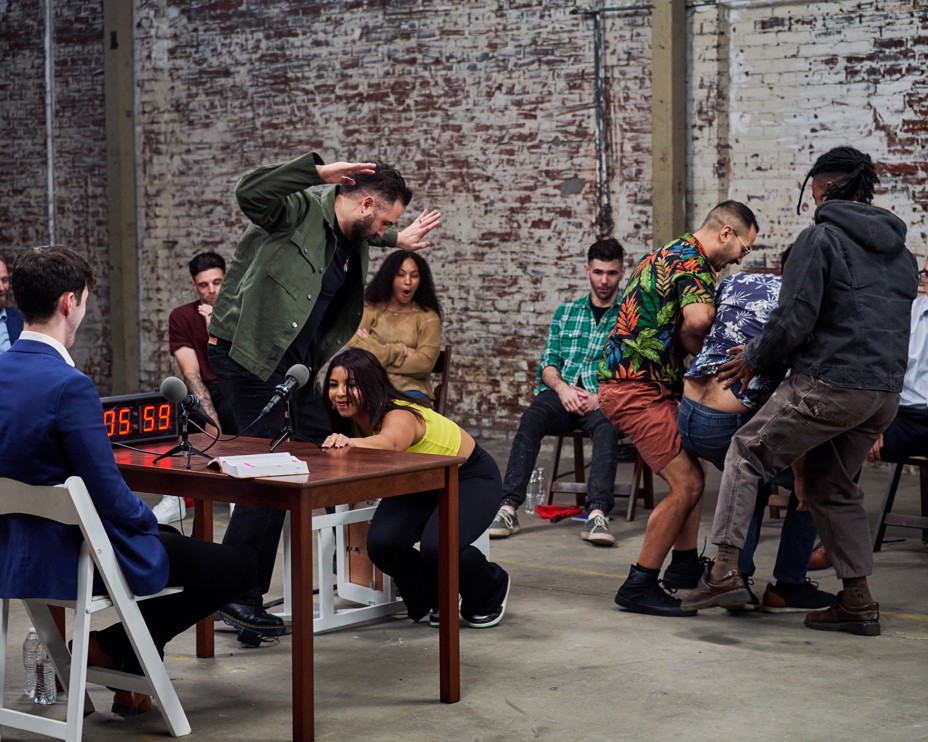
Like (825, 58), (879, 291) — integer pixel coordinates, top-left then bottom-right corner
(160, 376), (220, 432)
(259, 364), (311, 418)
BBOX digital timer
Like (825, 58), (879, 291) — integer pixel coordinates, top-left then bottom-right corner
(98, 391), (180, 444)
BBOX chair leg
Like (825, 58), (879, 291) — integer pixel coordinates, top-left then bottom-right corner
(0, 599), (8, 723)
(874, 462), (904, 552)
(920, 464), (928, 543)
(571, 433), (586, 508)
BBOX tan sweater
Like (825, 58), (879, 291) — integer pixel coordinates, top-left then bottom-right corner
(347, 303), (442, 399)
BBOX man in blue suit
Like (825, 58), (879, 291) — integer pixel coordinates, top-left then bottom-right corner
(0, 246), (256, 717)
(0, 256), (23, 353)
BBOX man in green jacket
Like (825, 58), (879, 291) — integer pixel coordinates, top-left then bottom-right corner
(208, 153), (440, 638)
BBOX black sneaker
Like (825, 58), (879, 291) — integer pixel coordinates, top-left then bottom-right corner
(726, 576), (760, 613)
(462, 575), (511, 629)
(662, 554), (710, 591)
(615, 564), (697, 617)
(762, 579), (837, 613)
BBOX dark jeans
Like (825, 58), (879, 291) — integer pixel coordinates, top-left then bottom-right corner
(96, 526), (256, 673)
(367, 446), (508, 620)
(678, 395), (817, 584)
(208, 341), (332, 604)
(880, 404), (928, 461)
(501, 390), (620, 515)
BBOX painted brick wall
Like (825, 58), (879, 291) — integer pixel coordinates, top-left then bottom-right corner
(132, 0), (645, 437)
(689, 1), (928, 270)
(4, 1), (928, 437)
(0, 1), (111, 383)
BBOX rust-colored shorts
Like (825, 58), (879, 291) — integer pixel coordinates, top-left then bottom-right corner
(599, 380), (681, 474)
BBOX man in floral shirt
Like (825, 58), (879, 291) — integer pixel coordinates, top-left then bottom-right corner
(598, 201), (759, 617)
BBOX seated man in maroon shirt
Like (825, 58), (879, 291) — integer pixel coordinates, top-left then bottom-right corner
(153, 251), (235, 523)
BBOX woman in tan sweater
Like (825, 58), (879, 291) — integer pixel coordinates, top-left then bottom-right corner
(348, 250), (442, 403)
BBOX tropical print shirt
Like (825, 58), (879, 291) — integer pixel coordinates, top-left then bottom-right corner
(685, 272), (786, 410)
(598, 233), (716, 390)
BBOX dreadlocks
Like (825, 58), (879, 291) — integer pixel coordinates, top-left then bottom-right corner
(796, 146), (880, 215)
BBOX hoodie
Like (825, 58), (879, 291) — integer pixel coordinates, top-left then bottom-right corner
(743, 199), (918, 392)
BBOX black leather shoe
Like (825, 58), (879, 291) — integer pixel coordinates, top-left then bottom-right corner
(219, 602), (287, 635)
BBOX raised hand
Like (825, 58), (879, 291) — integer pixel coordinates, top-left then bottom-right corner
(396, 209), (442, 251)
(316, 161), (377, 185)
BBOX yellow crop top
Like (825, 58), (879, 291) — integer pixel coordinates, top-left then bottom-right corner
(389, 400), (462, 456)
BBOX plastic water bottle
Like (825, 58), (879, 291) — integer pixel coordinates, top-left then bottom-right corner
(33, 654), (56, 705)
(22, 628), (41, 697)
(524, 469), (539, 514)
(524, 467), (545, 515)
(534, 468), (546, 512)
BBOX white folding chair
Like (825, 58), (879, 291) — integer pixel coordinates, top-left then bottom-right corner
(0, 476), (190, 741)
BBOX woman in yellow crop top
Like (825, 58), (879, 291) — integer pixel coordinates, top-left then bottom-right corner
(321, 348), (510, 628)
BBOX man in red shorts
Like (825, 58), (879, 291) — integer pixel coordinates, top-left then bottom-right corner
(598, 201), (758, 617)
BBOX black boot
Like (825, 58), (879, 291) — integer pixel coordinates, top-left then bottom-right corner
(615, 564), (697, 617)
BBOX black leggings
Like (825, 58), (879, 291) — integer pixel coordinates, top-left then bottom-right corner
(367, 445), (508, 621)
(97, 526), (256, 672)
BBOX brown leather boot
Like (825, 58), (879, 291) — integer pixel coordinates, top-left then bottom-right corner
(112, 690), (153, 717)
(804, 591), (880, 636)
(807, 543), (831, 571)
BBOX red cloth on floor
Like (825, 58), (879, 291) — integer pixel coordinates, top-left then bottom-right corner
(534, 505), (583, 522)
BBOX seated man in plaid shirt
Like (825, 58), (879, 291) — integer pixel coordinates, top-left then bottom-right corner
(489, 238), (625, 546)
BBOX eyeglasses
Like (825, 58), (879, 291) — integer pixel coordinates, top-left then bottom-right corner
(731, 230), (752, 255)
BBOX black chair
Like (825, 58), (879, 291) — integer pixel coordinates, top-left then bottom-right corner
(430, 346), (452, 416)
(873, 456), (928, 551)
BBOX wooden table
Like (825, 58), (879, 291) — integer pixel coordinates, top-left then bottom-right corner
(114, 436), (464, 741)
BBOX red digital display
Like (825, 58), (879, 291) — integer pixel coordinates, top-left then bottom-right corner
(99, 392), (180, 443)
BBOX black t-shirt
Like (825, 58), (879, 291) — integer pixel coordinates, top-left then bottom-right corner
(280, 220), (358, 373)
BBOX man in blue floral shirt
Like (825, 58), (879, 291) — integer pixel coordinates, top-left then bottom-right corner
(490, 239), (625, 546)
(678, 267), (834, 613)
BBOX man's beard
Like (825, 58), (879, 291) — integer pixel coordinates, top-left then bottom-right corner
(347, 214), (376, 244)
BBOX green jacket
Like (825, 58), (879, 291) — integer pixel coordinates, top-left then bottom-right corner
(210, 152), (398, 381)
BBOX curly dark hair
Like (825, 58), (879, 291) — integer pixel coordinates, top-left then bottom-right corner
(797, 146), (879, 214)
(324, 348), (423, 436)
(364, 250), (443, 318)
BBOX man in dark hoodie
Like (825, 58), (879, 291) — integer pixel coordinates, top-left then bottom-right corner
(681, 147), (918, 636)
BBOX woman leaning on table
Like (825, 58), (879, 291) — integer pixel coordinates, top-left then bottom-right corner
(321, 348), (510, 628)
(347, 250), (442, 405)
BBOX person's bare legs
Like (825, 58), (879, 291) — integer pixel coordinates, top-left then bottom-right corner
(636, 449), (704, 568)
(614, 449), (704, 617)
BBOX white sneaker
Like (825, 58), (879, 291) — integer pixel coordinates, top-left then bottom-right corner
(152, 496), (186, 524)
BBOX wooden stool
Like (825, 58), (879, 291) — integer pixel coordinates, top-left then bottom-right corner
(545, 430), (654, 521)
(873, 456), (928, 551)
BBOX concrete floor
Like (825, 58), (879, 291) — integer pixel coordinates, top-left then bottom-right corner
(3, 436), (927, 741)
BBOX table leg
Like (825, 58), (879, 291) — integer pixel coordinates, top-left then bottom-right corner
(291, 498), (315, 740)
(193, 499), (215, 658)
(438, 464), (461, 703)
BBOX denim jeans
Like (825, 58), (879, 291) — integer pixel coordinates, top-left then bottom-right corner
(712, 373), (898, 579)
(208, 341), (332, 603)
(678, 395), (817, 584)
(880, 405), (928, 461)
(501, 390), (620, 515)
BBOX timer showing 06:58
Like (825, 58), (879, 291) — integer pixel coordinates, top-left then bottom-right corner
(98, 392), (180, 444)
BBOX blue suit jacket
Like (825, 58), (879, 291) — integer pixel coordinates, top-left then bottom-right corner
(0, 340), (169, 600)
(3, 306), (23, 345)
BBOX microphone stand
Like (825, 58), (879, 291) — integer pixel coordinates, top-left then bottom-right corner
(153, 406), (211, 469)
(269, 395), (296, 452)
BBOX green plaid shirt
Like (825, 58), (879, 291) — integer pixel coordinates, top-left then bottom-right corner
(536, 294), (621, 395)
